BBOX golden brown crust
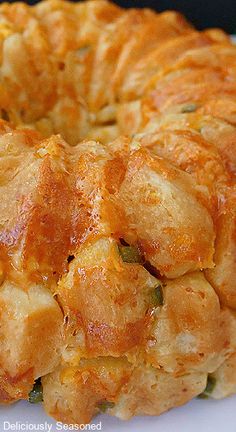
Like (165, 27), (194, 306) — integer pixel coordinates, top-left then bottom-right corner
(116, 147), (215, 277)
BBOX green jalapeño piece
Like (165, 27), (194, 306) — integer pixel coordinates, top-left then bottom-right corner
(151, 281), (164, 307)
(28, 378), (43, 404)
(181, 103), (198, 113)
(118, 244), (142, 264)
(198, 375), (216, 399)
(97, 400), (115, 413)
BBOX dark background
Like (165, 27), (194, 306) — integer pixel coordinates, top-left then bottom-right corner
(3, 0), (236, 33)
(115, 0), (236, 33)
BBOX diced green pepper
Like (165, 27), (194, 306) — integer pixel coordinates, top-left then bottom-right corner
(118, 245), (142, 264)
(181, 103), (198, 113)
(151, 282), (164, 306)
(77, 46), (90, 56)
(28, 379), (43, 404)
(97, 400), (115, 413)
(198, 375), (216, 399)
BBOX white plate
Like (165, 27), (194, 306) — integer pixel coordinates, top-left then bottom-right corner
(0, 395), (236, 432)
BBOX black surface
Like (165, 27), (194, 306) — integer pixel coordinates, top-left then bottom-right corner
(115, 0), (236, 33)
(2, 0), (236, 33)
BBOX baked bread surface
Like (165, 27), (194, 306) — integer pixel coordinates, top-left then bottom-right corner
(0, 0), (236, 424)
